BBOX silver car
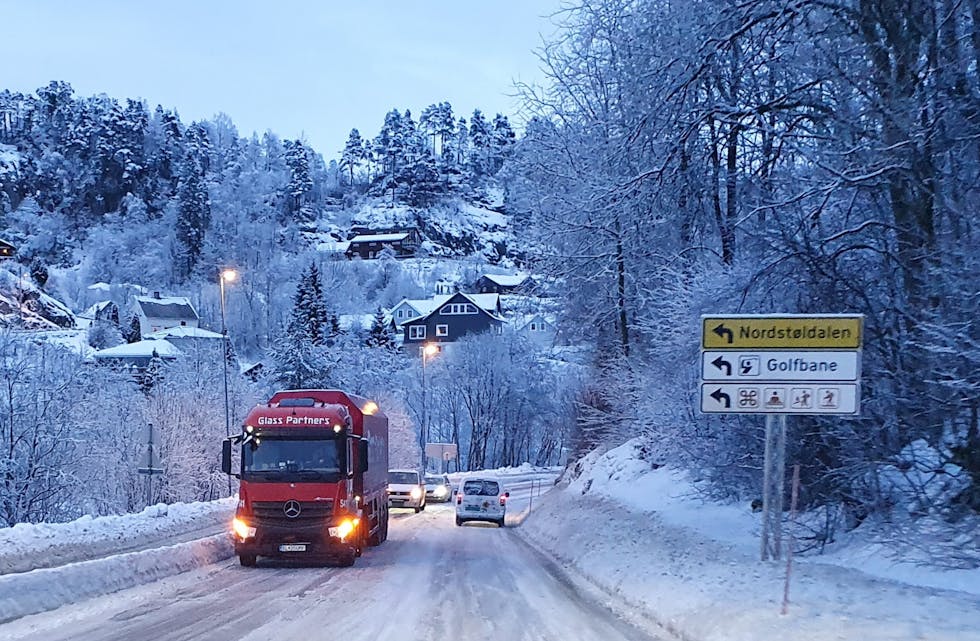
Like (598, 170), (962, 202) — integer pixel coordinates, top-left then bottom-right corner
(425, 474), (453, 502)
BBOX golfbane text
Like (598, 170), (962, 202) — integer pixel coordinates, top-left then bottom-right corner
(740, 325), (853, 341)
(766, 357), (838, 373)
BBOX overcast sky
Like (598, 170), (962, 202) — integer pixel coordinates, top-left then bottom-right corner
(0, 1), (562, 157)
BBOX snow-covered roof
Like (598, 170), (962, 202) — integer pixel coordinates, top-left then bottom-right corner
(145, 326), (224, 340)
(348, 233), (410, 243)
(134, 296), (198, 321)
(92, 339), (181, 360)
(392, 293), (500, 320)
(316, 240), (351, 253)
(483, 273), (528, 287)
(82, 300), (113, 318)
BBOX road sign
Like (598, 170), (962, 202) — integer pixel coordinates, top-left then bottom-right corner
(699, 314), (862, 416)
(701, 351), (860, 382)
(700, 383), (859, 414)
(425, 443), (458, 460)
(702, 315), (862, 349)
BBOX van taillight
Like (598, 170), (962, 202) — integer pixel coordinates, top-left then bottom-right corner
(499, 496), (507, 506)
(456, 494), (462, 505)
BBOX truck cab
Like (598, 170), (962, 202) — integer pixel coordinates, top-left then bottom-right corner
(222, 390), (389, 567)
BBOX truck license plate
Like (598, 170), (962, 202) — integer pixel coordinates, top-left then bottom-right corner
(279, 544), (306, 552)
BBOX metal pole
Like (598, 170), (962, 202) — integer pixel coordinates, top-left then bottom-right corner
(773, 414), (787, 559)
(782, 463), (801, 615)
(421, 351), (427, 469)
(761, 414), (774, 561)
(147, 422), (154, 507)
(220, 275), (231, 496)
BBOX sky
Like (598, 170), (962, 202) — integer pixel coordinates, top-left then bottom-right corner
(0, 1), (564, 158)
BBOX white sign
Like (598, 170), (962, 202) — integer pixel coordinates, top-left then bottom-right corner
(701, 351), (860, 382)
(700, 383), (859, 414)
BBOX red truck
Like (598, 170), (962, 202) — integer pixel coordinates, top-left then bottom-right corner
(221, 389), (389, 567)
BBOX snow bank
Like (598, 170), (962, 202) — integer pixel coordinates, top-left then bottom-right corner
(518, 441), (980, 641)
(0, 498), (235, 575)
(0, 534), (232, 623)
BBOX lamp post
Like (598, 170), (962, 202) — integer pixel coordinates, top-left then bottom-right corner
(420, 342), (439, 469)
(219, 268), (237, 495)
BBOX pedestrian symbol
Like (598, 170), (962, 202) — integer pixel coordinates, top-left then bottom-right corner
(791, 388), (812, 409)
(764, 388), (786, 409)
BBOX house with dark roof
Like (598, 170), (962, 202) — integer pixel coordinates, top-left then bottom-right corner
(345, 229), (422, 259)
(0, 238), (15, 258)
(474, 273), (532, 294)
(401, 292), (504, 351)
(132, 292), (200, 337)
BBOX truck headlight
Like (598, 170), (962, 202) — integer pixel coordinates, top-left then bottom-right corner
(410, 487), (422, 499)
(328, 518), (358, 540)
(232, 517), (256, 540)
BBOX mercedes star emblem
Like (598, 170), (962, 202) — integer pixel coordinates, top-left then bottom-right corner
(283, 500), (302, 518)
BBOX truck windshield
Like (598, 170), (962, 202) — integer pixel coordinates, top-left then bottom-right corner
(243, 438), (341, 482)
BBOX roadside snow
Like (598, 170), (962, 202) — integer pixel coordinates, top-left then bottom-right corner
(519, 440), (980, 641)
(0, 533), (232, 623)
(0, 498), (235, 575)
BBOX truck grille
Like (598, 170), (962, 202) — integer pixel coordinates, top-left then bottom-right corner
(251, 500), (333, 523)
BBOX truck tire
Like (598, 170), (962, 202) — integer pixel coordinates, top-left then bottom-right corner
(239, 554), (257, 567)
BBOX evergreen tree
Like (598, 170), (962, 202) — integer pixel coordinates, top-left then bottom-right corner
(173, 151), (210, 282)
(468, 109), (491, 179)
(283, 139), (314, 222)
(126, 314), (142, 343)
(340, 129), (365, 186)
(366, 307), (395, 349)
(287, 262), (329, 346)
(490, 114), (515, 173)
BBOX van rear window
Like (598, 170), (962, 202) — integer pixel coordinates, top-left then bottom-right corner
(463, 480), (499, 496)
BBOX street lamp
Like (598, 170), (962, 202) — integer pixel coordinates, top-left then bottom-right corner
(219, 268), (237, 495)
(420, 342), (439, 469)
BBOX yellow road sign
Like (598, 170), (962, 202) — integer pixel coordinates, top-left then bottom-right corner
(702, 316), (862, 349)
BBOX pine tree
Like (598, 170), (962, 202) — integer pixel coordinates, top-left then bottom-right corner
(468, 109), (491, 179)
(173, 151), (210, 282)
(490, 114), (515, 173)
(340, 129), (365, 186)
(283, 139), (314, 222)
(126, 314), (142, 343)
(366, 307), (395, 349)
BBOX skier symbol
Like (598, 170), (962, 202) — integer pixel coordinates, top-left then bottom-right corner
(791, 388), (812, 409)
(818, 388), (839, 409)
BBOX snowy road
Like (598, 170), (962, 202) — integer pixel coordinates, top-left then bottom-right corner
(1, 497), (666, 641)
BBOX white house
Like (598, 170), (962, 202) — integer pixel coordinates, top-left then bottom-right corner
(91, 338), (181, 369)
(389, 293), (502, 327)
(132, 293), (200, 337)
(144, 326), (224, 352)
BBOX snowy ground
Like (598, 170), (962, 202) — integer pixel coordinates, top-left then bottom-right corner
(518, 440), (980, 641)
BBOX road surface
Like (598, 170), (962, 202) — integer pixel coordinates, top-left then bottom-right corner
(0, 491), (667, 641)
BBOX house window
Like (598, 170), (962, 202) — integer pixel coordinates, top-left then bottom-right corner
(530, 323), (537, 331)
(397, 310), (403, 319)
(436, 324), (449, 337)
(180, 321), (187, 326)
(440, 303), (479, 315)
(409, 326), (426, 340)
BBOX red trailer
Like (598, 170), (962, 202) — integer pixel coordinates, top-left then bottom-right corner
(222, 389), (389, 567)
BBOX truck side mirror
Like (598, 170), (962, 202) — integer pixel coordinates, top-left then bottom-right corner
(359, 445), (369, 472)
(221, 439), (234, 476)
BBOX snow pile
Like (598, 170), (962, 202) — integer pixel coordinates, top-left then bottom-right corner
(0, 498), (235, 575)
(0, 533), (232, 623)
(519, 440), (980, 641)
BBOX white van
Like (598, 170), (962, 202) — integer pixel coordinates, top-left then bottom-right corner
(455, 477), (508, 527)
(388, 469), (426, 512)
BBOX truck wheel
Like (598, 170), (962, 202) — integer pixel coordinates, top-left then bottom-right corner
(239, 554), (257, 567)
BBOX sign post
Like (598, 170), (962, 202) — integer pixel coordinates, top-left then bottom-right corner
(699, 314), (862, 562)
(137, 422), (163, 507)
(424, 442), (458, 473)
